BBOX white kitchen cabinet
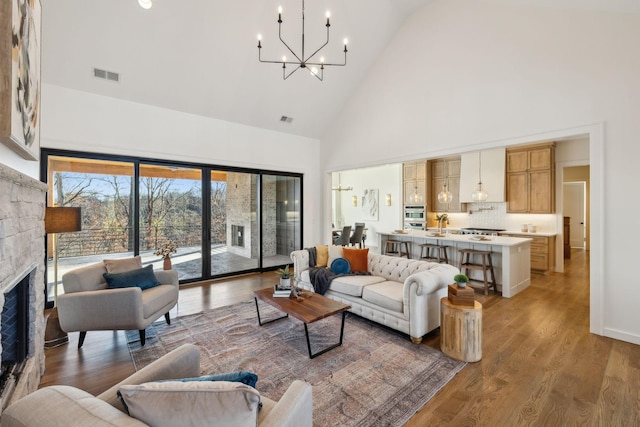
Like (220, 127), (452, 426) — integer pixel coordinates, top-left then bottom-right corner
(459, 148), (506, 203)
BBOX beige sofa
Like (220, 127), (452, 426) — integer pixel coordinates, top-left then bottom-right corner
(2, 344), (313, 427)
(291, 250), (459, 343)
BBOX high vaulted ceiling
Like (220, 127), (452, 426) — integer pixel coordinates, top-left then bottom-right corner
(42, 0), (640, 141)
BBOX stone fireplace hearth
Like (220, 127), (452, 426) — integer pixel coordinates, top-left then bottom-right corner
(0, 162), (47, 412)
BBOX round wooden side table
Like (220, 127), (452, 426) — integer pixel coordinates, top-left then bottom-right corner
(440, 297), (482, 362)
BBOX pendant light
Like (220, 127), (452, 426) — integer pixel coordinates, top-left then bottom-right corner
(471, 152), (489, 202)
(437, 159), (453, 204)
(410, 186), (423, 204)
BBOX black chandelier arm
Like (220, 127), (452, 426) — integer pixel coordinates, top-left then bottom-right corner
(283, 65), (302, 80)
(302, 26), (330, 64)
(305, 51), (347, 67)
(278, 22), (302, 64)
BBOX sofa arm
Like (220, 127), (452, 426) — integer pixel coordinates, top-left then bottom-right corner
(98, 343), (201, 411)
(290, 250), (310, 283)
(404, 263), (460, 298)
(259, 380), (312, 427)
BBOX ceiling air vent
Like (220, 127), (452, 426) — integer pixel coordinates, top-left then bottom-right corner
(280, 116), (294, 124)
(93, 67), (120, 83)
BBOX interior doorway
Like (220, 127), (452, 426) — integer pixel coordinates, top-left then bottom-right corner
(563, 182), (586, 250)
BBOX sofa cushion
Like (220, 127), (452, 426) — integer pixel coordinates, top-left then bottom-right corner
(329, 275), (386, 297)
(362, 281), (405, 313)
(103, 255), (143, 274)
(118, 381), (261, 427)
(327, 245), (343, 266)
(342, 248), (369, 273)
(330, 257), (351, 274)
(104, 265), (160, 291)
(315, 244), (329, 267)
(2, 385), (146, 427)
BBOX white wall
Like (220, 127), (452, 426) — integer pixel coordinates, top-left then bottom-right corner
(332, 164), (403, 250)
(39, 84), (323, 247)
(321, 1), (640, 344)
(0, 145), (40, 179)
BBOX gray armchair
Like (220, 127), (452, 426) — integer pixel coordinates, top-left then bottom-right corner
(58, 261), (179, 348)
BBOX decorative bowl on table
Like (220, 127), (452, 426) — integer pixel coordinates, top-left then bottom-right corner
(393, 229), (408, 234)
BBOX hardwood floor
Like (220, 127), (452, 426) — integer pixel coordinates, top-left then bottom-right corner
(40, 250), (640, 425)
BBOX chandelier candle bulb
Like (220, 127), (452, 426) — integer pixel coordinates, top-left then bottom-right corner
(326, 11), (330, 26)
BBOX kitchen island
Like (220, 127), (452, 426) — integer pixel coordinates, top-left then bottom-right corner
(378, 230), (532, 298)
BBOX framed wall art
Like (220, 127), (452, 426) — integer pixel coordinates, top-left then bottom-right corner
(361, 189), (379, 221)
(0, 0), (42, 161)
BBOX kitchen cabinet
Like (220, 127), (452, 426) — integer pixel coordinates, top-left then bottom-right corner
(429, 156), (462, 212)
(501, 233), (555, 274)
(459, 148), (506, 203)
(403, 161), (426, 205)
(506, 142), (556, 213)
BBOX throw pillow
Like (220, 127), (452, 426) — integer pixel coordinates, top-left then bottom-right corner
(342, 247), (369, 273)
(330, 257), (351, 275)
(103, 265), (160, 290)
(167, 371), (258, 389)
(103, 255), (143, 274)
(315, 244), (329, 267)
(327, 245), (344, 266)
(117, 381), (261, 427)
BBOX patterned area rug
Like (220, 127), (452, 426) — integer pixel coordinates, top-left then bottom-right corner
(127, 300), (466, 426)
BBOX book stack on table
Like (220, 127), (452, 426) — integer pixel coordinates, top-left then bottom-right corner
(273, 284), (292, 298)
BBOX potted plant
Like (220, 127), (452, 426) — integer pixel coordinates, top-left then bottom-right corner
(453, 273), (469, 288)
(275, 266), (293, 288)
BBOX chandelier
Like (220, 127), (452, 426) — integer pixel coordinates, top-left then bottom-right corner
(257, 0), (348, 81)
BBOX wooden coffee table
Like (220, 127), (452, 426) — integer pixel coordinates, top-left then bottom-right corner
(253, 287), (351, 359)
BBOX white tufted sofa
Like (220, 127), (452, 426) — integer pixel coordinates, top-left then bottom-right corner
(290, 250), (459, 343)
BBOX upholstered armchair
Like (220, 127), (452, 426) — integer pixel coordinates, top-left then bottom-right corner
(58, 257), (179, 348)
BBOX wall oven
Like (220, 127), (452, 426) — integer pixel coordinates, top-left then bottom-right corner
(404, 205), (426, 230)
(404, 205), (426, 221)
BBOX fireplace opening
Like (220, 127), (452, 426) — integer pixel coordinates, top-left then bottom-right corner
(0, 271), (31, 393)
(232, 225), (245, 247)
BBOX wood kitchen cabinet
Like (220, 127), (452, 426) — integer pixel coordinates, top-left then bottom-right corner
(403, 161), (426, 205)
(506, 142), (556, 213)
(501, 233), (556, 274)
(429, 156), (462, 212)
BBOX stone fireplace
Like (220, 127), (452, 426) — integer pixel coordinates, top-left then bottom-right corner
(0, 162), (47, 412)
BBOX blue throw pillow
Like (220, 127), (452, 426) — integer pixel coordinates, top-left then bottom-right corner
(103, 264), (160, 290)
(169, 370), (258, 388)
(330, 257), (351, 275)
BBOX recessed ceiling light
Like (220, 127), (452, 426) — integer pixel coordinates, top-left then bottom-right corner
(138, 0), (152, 10)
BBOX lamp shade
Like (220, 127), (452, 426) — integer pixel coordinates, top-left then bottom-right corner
(45, 207), (82, 234)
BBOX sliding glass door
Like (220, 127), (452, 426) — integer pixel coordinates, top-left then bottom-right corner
(210, 170), (260, 275)
(139, 164), (203, 281)
(262, 174), (301, 269)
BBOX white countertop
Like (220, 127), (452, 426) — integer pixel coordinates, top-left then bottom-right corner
(379, 230), (532, 247)
(499, 231), (557, 237)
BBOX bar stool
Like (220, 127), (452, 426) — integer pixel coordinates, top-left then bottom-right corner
(458, 249), (497, 295)
(384, 239), (411, 258)
(419, 243), (449, 263)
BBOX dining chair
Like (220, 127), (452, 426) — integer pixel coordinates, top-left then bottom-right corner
(333, 226), (352, 246)
(350, 223), (366, 248)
